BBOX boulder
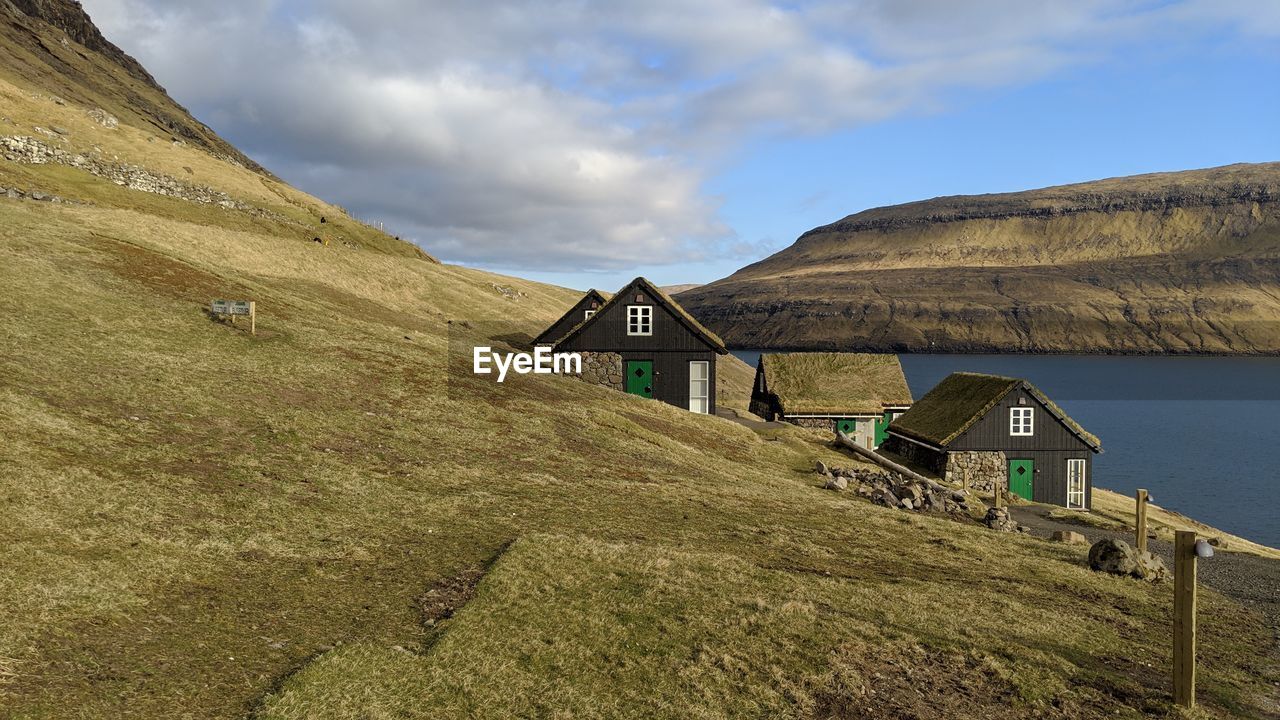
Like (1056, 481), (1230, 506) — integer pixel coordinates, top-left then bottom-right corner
(815, 460), (829, 476)
(824, 476), (848, 492)
(1089, 538), (1138, 575)
(870, 488), (898, 508)
(1050, 530), (1088, 545)
(1088, 539), (1168, 582)
(1136, 551), (1170, 582)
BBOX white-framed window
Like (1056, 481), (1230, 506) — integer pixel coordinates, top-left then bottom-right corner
(1010, 407), (1034, 436)
(688, 361), (709, 413)
(1066, 459), (1087, 509)
(627, 305), (652, 336)
(584, 310), (595, 320)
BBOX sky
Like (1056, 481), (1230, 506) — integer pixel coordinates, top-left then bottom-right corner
(81, 0), (1280, 291)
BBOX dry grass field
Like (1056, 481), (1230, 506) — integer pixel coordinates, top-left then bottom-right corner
(0, 17), (1277, 719)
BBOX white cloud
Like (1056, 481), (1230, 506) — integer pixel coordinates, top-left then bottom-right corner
(78, 0), (1277, 271)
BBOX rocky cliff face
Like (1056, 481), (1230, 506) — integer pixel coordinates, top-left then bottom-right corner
(0, 0), (266, 173)
(4, 0), (158, 87)
(679, 163), (1280, 354)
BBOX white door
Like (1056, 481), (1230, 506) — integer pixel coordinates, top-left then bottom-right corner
(688, 361), (709, 413)
(1066, 459), (1087, 509)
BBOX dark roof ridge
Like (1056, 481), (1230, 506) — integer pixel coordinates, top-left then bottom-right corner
(552, 277), (727, 353)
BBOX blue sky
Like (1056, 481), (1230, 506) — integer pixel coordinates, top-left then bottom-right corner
(86, 1), (1280, 291)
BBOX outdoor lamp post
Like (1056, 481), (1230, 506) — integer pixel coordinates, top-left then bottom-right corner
(1174, 530), (1212, 709)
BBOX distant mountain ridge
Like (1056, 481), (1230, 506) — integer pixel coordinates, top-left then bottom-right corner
(680, 162), (1280, 354)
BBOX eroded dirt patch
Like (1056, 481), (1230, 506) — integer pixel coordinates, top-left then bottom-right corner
(814, 644), (1038, 720)
(416, 540), (514, 639)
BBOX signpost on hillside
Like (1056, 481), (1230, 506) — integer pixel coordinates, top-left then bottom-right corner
(210, 299), (256, 334)
(1135, 489), (1150, 553)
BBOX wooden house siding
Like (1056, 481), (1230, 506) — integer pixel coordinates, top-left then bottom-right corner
(558, 293), (715, 353)
(554, 278), (726, 414)
(534, 290), (606, 346)
(948, 386), (1095, 508)
(610, 350), (718, 412)
(884, 378), (1098, 509)
(950, 388), (1089, 452)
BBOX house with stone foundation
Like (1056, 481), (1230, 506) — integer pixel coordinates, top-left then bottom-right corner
(882, 372), (1102, 509)
(749, 353), (912, 449)
(532, 289), (610, 346)
(552, 277), (728, 414)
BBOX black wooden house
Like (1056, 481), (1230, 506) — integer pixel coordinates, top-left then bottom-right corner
(553, 277), (728, 414)
(882, 372), (1102, 509)
(532, 289), (610, 346)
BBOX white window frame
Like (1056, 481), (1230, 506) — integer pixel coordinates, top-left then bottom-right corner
(584, 309), (595, 320)
(688, 360), (709, 413)
(1010, 407), (1034, 436)
(1066, 459), (1087, 509)
(627, 305), (652, 336)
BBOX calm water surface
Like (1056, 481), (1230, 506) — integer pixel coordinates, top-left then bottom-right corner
(731, 351), (1280, 548)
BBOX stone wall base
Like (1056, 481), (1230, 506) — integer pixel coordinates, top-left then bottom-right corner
(567, 351), (623, 390)
(944, 450), (1007, 493)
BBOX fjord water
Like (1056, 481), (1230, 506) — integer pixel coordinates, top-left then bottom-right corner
(731, 351), (1280, 548)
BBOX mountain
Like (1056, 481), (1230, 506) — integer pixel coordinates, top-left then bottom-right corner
(1, 0), (264, 172)
(679, 163), (1280, 353)
(2, 5), (1278, 718)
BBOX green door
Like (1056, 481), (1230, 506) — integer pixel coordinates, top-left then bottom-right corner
(874, 411), (893, 447)
(835, 418), (857, 436)
(625, 360), (653, 399)
(1008, 459), (1034, 501)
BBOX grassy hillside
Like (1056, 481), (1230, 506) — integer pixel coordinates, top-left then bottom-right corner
(680, 163), (1280, 353)
(0, 5), (1277, 718)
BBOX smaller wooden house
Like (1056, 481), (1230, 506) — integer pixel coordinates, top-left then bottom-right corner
(882, 372), (1102, 509)
(553, 277), (728, 414)
(533, 289), (611, 346)
(750, 353), (913, 449)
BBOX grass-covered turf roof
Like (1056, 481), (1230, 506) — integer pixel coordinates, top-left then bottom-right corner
(890, 372), (1102, 449)
(761, 352), (912, 415)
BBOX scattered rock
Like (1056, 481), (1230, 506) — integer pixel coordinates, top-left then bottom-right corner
(87, 108), (119, 129)
(0, 135), (268, 215)
(1088, 538), (1168, 582)
(50, 126), (69, 136)
(814, 461), (973, 517)
(1207, 537), (1227, 549)
(1050, 530), (1088, 545)
(870, 487), (898, 508)
(983, 507), (1019, 532)
(824, 476), (848, 492)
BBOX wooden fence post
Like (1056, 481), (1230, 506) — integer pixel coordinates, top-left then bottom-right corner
(249, 301), (256, 335)
(1135, 489), (1149, 554)
(1173, 530), (1197, 708)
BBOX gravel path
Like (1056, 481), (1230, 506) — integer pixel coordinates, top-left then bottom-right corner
(1008, 504), (1280, 647)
